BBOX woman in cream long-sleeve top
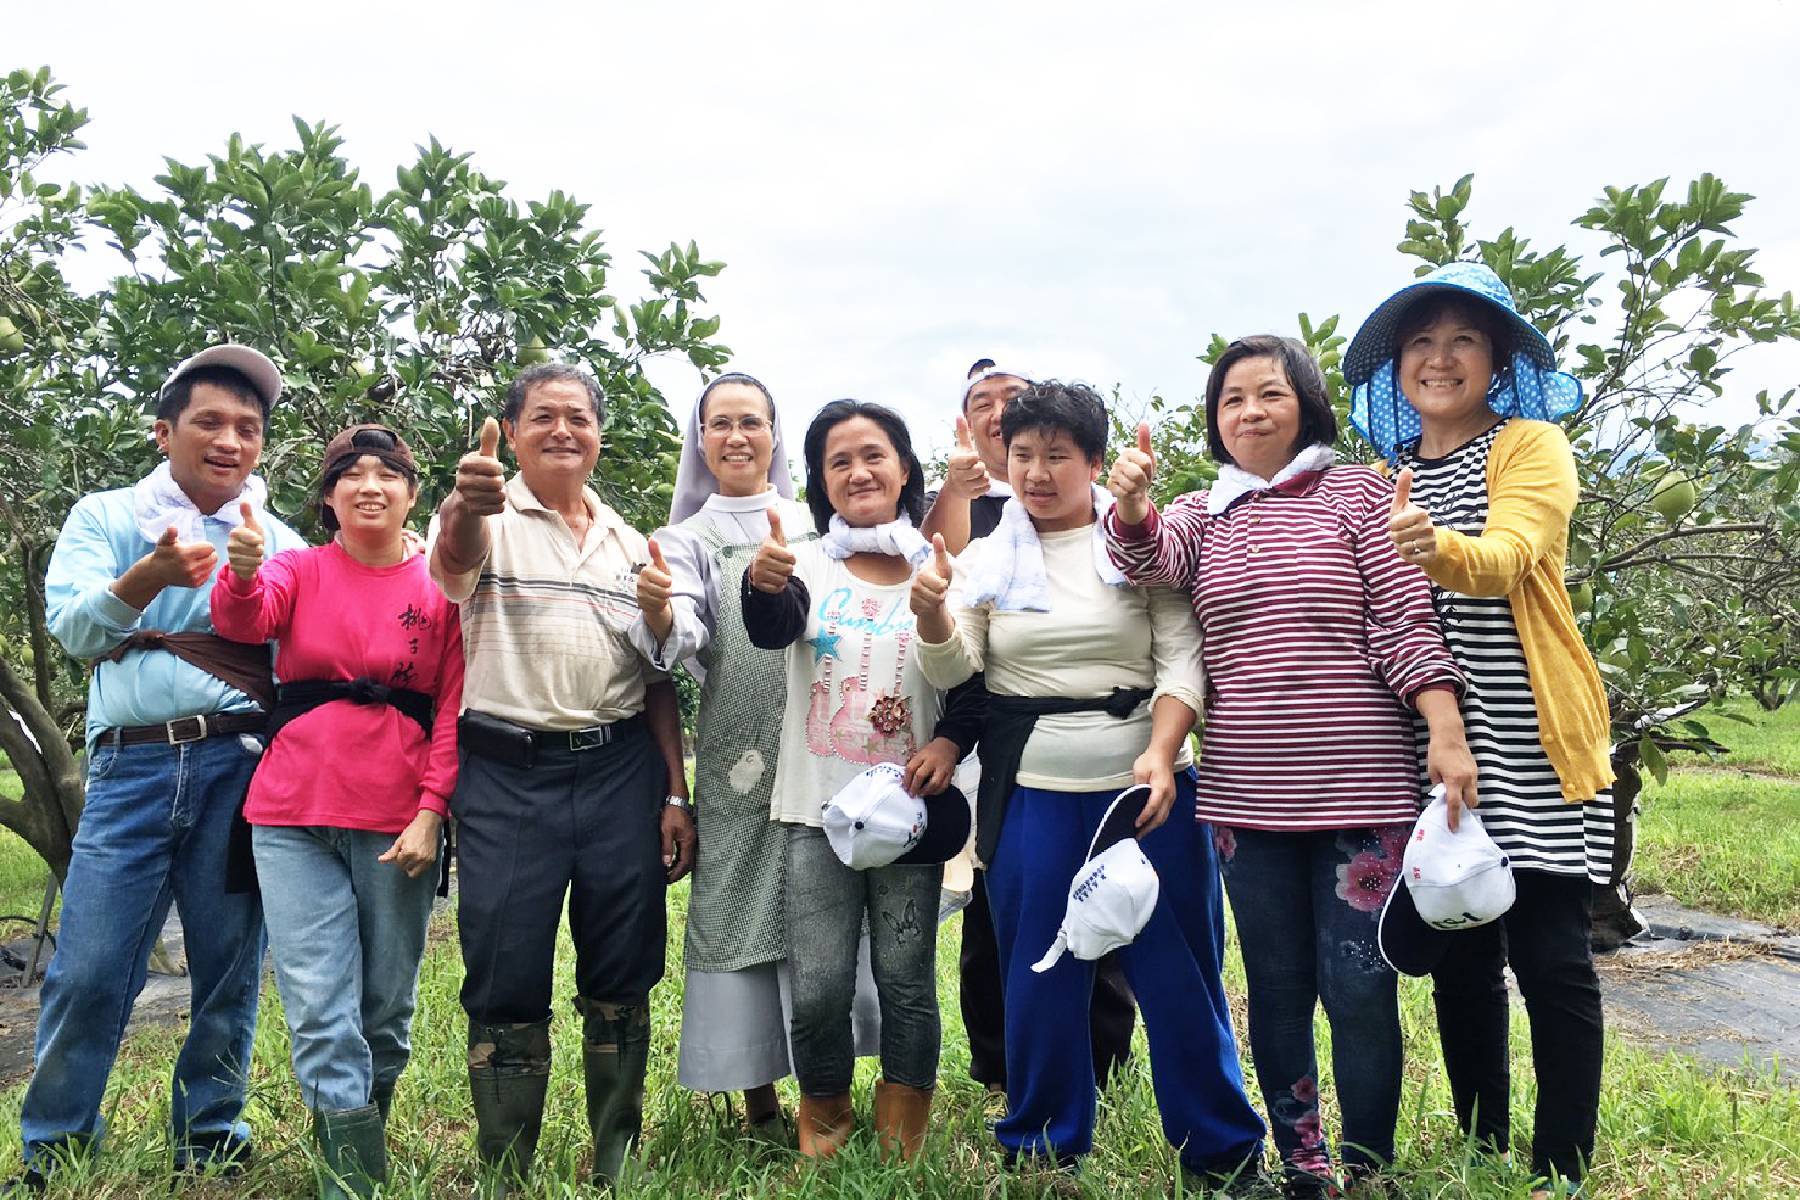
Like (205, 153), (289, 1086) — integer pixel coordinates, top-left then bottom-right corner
(910, 380), (1264, 1191)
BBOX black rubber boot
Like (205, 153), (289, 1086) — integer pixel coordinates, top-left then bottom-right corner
(575, 995), (651, 1186)
(312, 1104), (386, 1200)
(467, 1018), (553, 1199)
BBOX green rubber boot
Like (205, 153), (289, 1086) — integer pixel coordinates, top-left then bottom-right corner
(575, 996), (651, 1186)
(372, 1078), (395, 1126)
(312, 1104), (386, 1200)
(467, 1018), (553, 1200)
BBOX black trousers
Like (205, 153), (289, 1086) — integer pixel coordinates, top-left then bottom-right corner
(454, 726), (668, 1024)
(1430, 870), (1603, 1183)
(960, 868), (1136, 1089)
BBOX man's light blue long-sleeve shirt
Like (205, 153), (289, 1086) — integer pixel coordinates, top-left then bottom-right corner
(46, 485), (306, 745)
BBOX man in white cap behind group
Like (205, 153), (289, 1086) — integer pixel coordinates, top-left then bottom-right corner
(10, 345), (304, 1191)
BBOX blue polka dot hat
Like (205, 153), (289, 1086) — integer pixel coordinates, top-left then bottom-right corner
(1344, 261), (1583, 461)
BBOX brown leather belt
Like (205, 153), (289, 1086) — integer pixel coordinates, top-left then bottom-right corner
(102, 711), (267, 747)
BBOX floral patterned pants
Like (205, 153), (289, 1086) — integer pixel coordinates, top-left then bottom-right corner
(1215, 823), (1409, 1180)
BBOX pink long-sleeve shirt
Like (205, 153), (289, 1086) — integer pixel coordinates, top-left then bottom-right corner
(1104, 464), (1463, 831)
(211, 541), (464, 833)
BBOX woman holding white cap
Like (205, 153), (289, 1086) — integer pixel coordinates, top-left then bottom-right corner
(1345, 262), (1613, 1197)
(741, 399), (963, 1161)
(912, 380), (1266, 1189)
(630, 376), (976, 1145)
(1104, 337), (1472, 1197)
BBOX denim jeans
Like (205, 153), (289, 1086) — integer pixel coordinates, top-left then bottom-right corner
(1431, 869), (1603, 1184)
(1216, 823), (1409, 1179)
(20, 734), (266, 1167)
(253, 823), (440, 1113)
(784, 824), (941, 1095)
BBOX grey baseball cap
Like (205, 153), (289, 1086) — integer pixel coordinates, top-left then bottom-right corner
(161, 344), (283, 409)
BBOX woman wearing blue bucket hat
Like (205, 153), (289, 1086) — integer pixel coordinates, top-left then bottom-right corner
(1346, 261), (1615, 1197)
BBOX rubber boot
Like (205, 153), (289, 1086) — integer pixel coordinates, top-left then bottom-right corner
(467, 1018), (552, 1199)
(872, 1079), (933, 1161)
(312, 1104), (386, 1200)
(575, 995), (651, 1186)
(795, 1093), (856, 1159)
(372, 1078), (395, 1126)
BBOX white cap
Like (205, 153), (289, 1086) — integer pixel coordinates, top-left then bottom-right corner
(161, 344), (283, 410)
(1032, 786), (1160, 972)
(1402, 785), (1516, 929)
(823, 763), (926, 870)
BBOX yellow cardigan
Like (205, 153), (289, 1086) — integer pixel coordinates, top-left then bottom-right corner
(1406, 419), (1615, 802)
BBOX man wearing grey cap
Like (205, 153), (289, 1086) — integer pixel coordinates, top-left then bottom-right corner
(8, 345), (304, 1191)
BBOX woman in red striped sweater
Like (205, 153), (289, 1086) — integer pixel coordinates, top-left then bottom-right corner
(1103, 336), (1473, 1198)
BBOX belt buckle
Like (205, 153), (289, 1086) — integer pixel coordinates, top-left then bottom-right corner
(165, 715), (209, 745)
(568, 726), (607, 752)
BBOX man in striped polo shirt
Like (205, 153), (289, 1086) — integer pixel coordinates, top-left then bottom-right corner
(429, 363), (694, 1194)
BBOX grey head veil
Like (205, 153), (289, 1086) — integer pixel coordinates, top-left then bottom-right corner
(669, 372), (796, 524)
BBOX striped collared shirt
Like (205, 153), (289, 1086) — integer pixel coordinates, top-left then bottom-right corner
(430, 473), (664, 731)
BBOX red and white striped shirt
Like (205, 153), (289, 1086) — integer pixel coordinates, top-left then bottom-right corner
(1104, 465), (1462, 831)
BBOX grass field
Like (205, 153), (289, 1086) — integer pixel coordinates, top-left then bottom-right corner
(0, 701), (1794, 1197)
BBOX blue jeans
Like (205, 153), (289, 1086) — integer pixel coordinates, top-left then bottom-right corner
(986, 776), (1264, 1174)
(20, 734), (266, 1167)
(783, 824), (941, 1095)
(1216, 823), (1408, 1179)
(253, 824), (440, 1113)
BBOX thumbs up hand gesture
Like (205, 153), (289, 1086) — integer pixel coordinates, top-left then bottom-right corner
(944, 414), (991, 499)
(910, 533), (956, 642)
(1108, 422), (1158, 525)
(748, 506), (797, 594)
(638, 536), (676, 641)
(455, 417), (508, 517)
(226, 502), (265, 583)
(148, 524), (220, 590)
(1387, 468), (1439, 566)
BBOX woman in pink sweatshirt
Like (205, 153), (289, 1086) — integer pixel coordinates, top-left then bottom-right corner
(211, 424), (462, 1200)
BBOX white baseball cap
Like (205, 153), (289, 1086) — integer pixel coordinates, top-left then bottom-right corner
(823, 763), (971, 871)
(1032, 785), (1160, 973)
(161, 344), (283, 411)
(1378, 785), (1517, 976)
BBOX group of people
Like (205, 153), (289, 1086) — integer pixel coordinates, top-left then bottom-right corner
(10, 260), (1615, 1200)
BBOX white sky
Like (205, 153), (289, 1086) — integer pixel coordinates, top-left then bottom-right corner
(11, 0), (1800, 458)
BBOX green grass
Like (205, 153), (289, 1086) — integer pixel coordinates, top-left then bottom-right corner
(0, 702), (1795, 1195)
(1634, 771), (1800, 928)
(1669, 698), (1800, 776)
(0, 885), (1796, 1198)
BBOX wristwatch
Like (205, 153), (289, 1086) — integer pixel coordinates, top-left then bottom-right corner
(664, 794), (693, 812)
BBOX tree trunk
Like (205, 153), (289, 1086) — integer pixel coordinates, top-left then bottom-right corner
(0, 656), (83, 881)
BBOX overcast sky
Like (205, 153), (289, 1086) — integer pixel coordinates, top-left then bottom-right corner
(11, 0), (1800, 459)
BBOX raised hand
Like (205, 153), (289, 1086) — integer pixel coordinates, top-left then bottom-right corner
(748, 506), (797, 594)
(226, 502), (265, 582)
(455, 417), (507, 517)
(638, 536), (675, 640)
(944, 414), (991, 499)
(1388, 467), (1439, 566)
(909, 533), (954, 620)
(149, 524), (220, 589)
(1108, 422), (1157, 525)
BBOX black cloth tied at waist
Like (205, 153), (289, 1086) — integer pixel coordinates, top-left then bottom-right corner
(265, 678), (434, 744)
(975, 685), (1154, 868)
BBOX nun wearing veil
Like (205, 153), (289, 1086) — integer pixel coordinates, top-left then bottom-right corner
(628, 374), (882, 1144)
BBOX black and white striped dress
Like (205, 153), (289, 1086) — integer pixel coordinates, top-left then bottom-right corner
(1397, 422), (1613, 882)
